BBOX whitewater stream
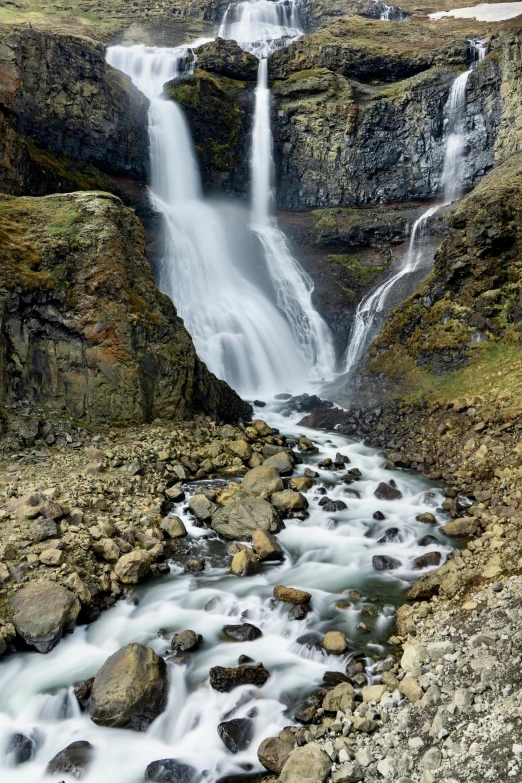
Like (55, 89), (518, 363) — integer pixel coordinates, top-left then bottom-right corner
(0, 402), (453, 782)
(0, 2), (456, 780)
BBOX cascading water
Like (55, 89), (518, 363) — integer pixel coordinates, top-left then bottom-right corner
(0, 402), (452, 782)
(342, 39), (488, 377)
(107, 31), (333, 397)
(219, 0), (303, 56)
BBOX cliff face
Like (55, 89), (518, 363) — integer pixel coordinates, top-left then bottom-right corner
(0, 26), (149, 186)
(0, 191), (250, 424)
(270, 36), (507, 208)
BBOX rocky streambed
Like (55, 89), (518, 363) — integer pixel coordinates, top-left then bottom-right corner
(0, 397), (456, 782)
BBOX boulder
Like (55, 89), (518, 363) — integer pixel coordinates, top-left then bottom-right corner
(230, 549), (259, 576)
(211, 497), (282, 539)
(413, 551), (442, 569)
(172, 630), (201, 652)
(145, 759), (200, 783)
(194, 38), (259, 81)
(91, 538), (120, 563)
(418, 534), (438, 547)
(224, 623), (262, 641)
(322, 631), (348, 655)
(280, 743), (331, 783)
(362, 684), (387, 703)
(90, 643), (168, 730)
(5, 733), (37, 765)
(440, 517), (480, 536)
(321, 499), (347, 512)
(209, 663), (269, 692)
(30, 518), (58, 542)
(251, 529), (284, 560)
(39, 548), (63, 566)
(251, 419), (273, 436)
(9, 581), (80, 653)
(372, 555), (401, 570)
(273, 585), (311, 604)
(74, 678), (94, 711)
(288, 477), (313, 492)
(401, 644), (426, 672)
(377, 527), (400, 543)
(45, 741), (94, 780)
(188, 495), (217, 522)
(242, 465), (284, 498)
(270, 490), (308, 512)
(114, 550), (152, 584)
(399, 677), (423, 703)
(258, 731), (295, 773)
(217, 718), (254, 753)
(322, 682), (355, 712)
(374, 482), (403, 501)
(416, 512), (436, 524)
(263, 451), (294, 475)
(160, 516), (187, 538)
(227, 440), (253, 461)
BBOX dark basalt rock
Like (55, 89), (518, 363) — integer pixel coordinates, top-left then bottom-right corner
(288, 604), (311, 621)
(172, 630), (201, 652)
(224, 623), (263, 642)
(321, 499), (348, 512)
(414, 551), (443, 569)
(377, 527), (401, 544)
(5, 733), (37, 765)
(217, 717), (254, 753)
(45, 741), (94, 780)
(209, 663), (269, 692)
(372, 555), (401, 571)
(194, 38), (258, 80)
(373, 511), (386, 520)
(73, 678), (94, 711)
(418, 534), (439, 547)
(374, 482), (403, 501)
(145, 759), (201, 783)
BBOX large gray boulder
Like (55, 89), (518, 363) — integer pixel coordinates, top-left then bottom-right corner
(280, 743), (332, 783)
(242, 465), (284, 498)
(9, 581), (80, 653)
(211, 497), (282, 540)
(90, 643), (168, 730)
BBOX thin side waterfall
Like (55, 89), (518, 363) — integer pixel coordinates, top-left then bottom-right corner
(107, 44), (325, 397)
(342, 39), (487, 377)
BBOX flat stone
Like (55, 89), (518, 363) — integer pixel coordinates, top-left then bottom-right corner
(362, 684), (387, 703)
(273, 585), (311, 604)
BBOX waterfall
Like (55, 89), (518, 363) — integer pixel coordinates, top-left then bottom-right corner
(342, 39), (488, 377)
(343, 206), (440, 375)
(106, 0), (335, 397)
(218, 0), (303, 56)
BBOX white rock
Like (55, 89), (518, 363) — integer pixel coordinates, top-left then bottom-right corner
(354, 748), (374, 767)
(401, 644), (426, 672)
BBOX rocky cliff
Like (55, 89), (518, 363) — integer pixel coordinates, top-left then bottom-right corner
(0, 191), (250, 424)
(0, 26), (149, 192)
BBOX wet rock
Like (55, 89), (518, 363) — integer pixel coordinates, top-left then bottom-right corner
(280, 743), (331, 783)
(323, 682), (355, 712)
(74, 678), (94, 711)
(377, 527), (400, 543)
(188, 494), (217, 522)
(440, 517), (480, 536)
(323, 671), (352, 686)
(322, 631), (348, 655)
(5, 733), (37, 765)
(9, 581), (80, 653)
(271, 489), (308, 512)
(288, 604), (310, 620)
(373, 511), (386, 520)
(224, 623), (262, 641)
(217, 718), (254, 753)
(90, 643), (168, 730)
(242, 465), (284, 498)
(195, 37), (259, 80)
(209, 663), (269, 692)
(145, 759), (200, 783)
(416, 512), (437, 524)
(372, 555), (401, 571)
(160, 516), (187, 538)
(273, 585), (311, 604)
(172, 630), (201, 652)
(263, 451), (295, 475)
(184, 559), (205, 573)
(321, 499), (348, 513)
(289, 477), (313, 492)
(374, 482), (403, 501)
(414, 551), (442, 569)
(295, 704), (318, 723)
(211, 497), (282, 540)
(114, 550), (152, 584)
(251, 529), (284, 560)
(258, 731), (296, 773)
(45, 740), (94, 780)
(418, 534), (439, 547)
(230, 549), (259, 576)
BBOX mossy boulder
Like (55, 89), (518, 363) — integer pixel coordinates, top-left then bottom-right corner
(0, 191), (251, 423)
(164, 68), (254, 198)
(194, 38), (258, 81)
